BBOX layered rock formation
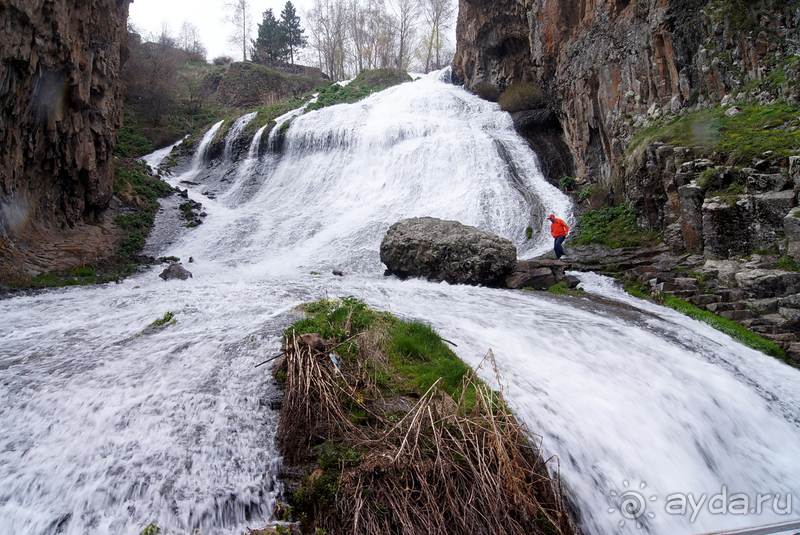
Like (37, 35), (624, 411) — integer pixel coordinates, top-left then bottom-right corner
(453, 0), (800, 183)
(0, 0), (131, 278)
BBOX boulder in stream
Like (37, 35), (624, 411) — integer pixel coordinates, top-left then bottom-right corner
(159, 264), (193, 281)
(380, 217), (516, 287)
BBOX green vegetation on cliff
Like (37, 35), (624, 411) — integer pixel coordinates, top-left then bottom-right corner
(625, 56), (800, 166)
(572, 204), (661, 248)
(306, 68), (412, 112)
(273, 297), (576, 535)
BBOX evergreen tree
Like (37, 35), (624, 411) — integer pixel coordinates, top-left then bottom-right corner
(252, 8), (288, 62)
(279, 1), (307, 64)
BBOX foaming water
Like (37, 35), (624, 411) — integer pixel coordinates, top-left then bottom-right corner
(1, 71), (798, 535)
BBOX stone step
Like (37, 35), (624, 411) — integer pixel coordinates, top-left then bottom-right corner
(718, 309), (756, 321)
(689, 294), (723, 306)
(706, 302), (746, 312)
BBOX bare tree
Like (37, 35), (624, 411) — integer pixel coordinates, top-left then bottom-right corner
(225, 0), (253, 61)
(420, 0), (455, 72)
(307, 0), (349, 80)
(389, 0), (418, 70)
(178, 20), (208, 63)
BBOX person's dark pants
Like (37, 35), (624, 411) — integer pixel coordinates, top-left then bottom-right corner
(554, 235), (566, 259)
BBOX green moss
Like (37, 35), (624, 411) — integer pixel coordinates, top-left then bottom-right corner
(546, 282), (584, 295)
(525, 226), (533, 240)
(626, 101), (800, 167)
(149, 312), (176, 328)
(777, 256), (800, 272)
(572, 204), (661, 248)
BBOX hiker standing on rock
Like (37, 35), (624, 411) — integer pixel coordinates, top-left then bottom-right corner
(547, 214), (570, 261)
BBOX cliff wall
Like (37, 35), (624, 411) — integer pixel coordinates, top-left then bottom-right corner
(453, 0), (800, 184)
(0, 0), (131, 278)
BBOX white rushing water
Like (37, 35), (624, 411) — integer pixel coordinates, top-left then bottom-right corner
(2, 70), (799, 535)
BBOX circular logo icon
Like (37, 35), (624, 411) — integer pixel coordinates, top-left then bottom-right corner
(608, 480), (657, 529)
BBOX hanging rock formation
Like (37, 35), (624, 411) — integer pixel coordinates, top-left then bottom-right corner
(0, 0), (131, 279)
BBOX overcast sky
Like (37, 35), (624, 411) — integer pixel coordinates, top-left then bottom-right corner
(128, 0), (317, 61)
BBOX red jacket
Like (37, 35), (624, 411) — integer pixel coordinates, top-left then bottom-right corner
(550, 218), (569, 238)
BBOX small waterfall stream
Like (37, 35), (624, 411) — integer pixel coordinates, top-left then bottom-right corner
(1, 71), (798, 535)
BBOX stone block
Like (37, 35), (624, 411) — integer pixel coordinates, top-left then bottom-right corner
(690, 294), (722, 306)
(735, 269), (800, 298)
(702, 197), (751, 259)
(679, 184), (705, 252)
(783, 207), (800, 261)
(718, 310), (756, 321)
(789, 156), (800, 187)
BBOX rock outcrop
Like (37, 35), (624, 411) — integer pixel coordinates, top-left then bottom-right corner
(380, 217), (517, 287)
(0, 0), (131, 279)
(211, 62), (326, 109)
(453, 0), (800, 183)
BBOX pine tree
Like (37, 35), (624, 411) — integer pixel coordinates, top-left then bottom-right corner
(252, 8), (288, 62)
(279, 1), (307, 65)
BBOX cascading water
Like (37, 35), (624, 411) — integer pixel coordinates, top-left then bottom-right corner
(1, 70), (799, 535)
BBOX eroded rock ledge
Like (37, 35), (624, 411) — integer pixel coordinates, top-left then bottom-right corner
(0, 0), (131, 278)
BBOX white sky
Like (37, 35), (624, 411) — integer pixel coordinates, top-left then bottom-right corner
(128, 0), (317, 61)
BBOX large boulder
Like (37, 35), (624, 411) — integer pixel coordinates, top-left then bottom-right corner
(380, 217), (516, 287)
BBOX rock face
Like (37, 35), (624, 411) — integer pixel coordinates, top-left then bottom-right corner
(453, 0), (800, 182)
(0, 0), (131, 278)
(380, 217), (517, 287)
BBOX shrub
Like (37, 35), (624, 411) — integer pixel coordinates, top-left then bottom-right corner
(525, 226), (533, 240)
(498, 82), (544, 112)
(473, 82), (500, 102)
(213, 56), (233, 66)
(560, 176), (577, 190)
(578, 185), (594, 201)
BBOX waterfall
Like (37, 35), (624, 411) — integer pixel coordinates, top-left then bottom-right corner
(222, 112), (257, 162)
(1, 71), (799, 535)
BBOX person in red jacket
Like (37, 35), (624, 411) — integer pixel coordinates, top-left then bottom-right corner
(547, 214), (570, 260)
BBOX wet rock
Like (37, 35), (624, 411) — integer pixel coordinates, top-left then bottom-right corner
(734, 269), (800, 299)
(380, 217), (516, 287)
(505, 260), (566, 290)
(159, 264), (193, 281)
(332, 270), (344, 276)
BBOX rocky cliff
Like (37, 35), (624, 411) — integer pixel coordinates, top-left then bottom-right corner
(453, 0), (800, 184)
(0, 0), (131, 279)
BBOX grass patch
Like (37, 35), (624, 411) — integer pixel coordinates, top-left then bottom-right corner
(306, 69), (411, 112)
(626, 101), (800, 167)
(498, 82), (544, 112)
(473, 82), (500, 102)
(662, 295), (786, 360)
(149, 311), (176, 328)
(275, 297), (577, 535)
(547, 282), (584, 295)
(777, 256), (800, 272)
(572, 204), (661, 248)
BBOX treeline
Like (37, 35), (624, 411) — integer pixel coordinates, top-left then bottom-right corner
(303, 0), (456, 80)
